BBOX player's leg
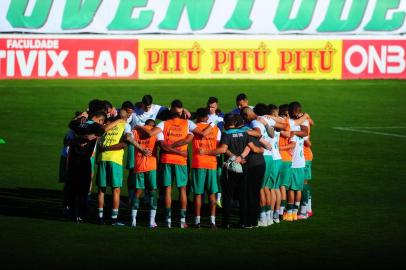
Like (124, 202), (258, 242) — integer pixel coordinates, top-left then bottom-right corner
(304, 161), (313, 217)
(78, 157), (92, 220)
(270, 159), (282, 223)
(131, 188), (143, 227)
(280, 161), (292, 220)
(265, 187), (273, 226)
(273, 188), (282, 223)
(293, 190), (302, 221)
(191, 168), (204, 227)
(175, 165), (189, 228)
(111, 188), (122, 225)
(251, 164), (265, 228)
(147, 170), (158, 228)
(286, 189), (295, 222)
(96, 161), (107, 224)
(263, 156), (274, 226)
(160, 164), (173, 228)
(259, 188), (267, 227)
(194, 194), (202, 227)
(127, 170), (135, 206)
(221, 170), (234, 229)
(130, 172), (144, 227)
(207, 169), (219, 228)
(291, 167), (304, 221)
(110, 161), (124, 226)
(216, 155), (223, 208)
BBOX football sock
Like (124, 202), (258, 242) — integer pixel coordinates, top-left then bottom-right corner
(280, 200), (287, 215)
(131, 196), (140, 210)
(210, 216), (216, 224)
(293, 202), (300, 214)
(302, 184), (309, 205)
(307, 198), (312, 212)
(111, 209), (119, 220)
(300, 205), (307, 215)
(98, 208), (103, 219)
(195, 216), (201, 225)
(180, 209), (186, 223)
(287, 203), (293, 214)
(260, 206), (267, 221)
(165, 208), (171, 220)
(150, 210), (157, 225)
(150, 191), (157, 210)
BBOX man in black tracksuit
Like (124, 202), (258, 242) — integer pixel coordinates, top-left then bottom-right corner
(67, 112), (106, 222)
(201, 114), (264, 228)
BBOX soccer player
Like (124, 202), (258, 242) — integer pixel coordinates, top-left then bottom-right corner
(96, 109), (131, 226)
(303, 128), (314, 218)
(129, 119), (158, 228)
(104, 100), (118, 118)
(287, 104), (309, 221)
(206, 97), (224, 208)
(137, 100), (214, 228)
(230, 93), (254, 115)
(268, 104), (283, 223)
(278, 104), (312, 221)
(289, 102), (314, 219)
(241, 105), (287, 227)
(131, 95), (167, 127)
(191, 108), (221, 229)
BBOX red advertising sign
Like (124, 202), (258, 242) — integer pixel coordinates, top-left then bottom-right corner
(0, 38), (138, 79)
(343, 40), (406, 79)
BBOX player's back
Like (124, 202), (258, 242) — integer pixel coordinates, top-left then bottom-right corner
(133, 126), (157, 172)
(192, 122), (219, 169)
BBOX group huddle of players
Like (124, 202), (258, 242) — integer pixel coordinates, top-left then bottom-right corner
(60, 93), (314, 229)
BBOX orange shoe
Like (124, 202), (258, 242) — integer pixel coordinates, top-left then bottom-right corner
(292, 213), (298, 221)
(285, 213), (293, 222)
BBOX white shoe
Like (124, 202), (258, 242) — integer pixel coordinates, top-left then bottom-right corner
(150, 222), (158, 229)
(267, 218), (274, 226)
(166, 219), (172, 228)
(180, 222), (189, 229)
(258, 220), (268, 227)
(130, 219), (136, 227)
(273, 218), (280, 224)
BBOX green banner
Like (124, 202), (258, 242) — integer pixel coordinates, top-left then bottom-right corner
(0, 0), (405, 34)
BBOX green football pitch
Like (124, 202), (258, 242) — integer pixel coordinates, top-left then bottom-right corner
(0, 80), (405, 267)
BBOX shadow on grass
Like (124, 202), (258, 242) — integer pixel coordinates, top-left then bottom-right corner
(0, 188), (239, 227)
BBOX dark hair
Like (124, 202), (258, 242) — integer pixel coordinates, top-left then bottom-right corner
(145, 119), (156, 126)
(88, 99), (106, 114)
(142, 95), (153, 106)
(171, 99), (183, 109)
(288, 101), (302, 118)
(268, 104), (278, 114)
(236, 93), (248, 102)
(254, 103), (270, 116)
(279, 104), (289, 117)
(195, 108), (209, 120)
(89, 111), (107, 120)
(234, 114), (244, 128)
(207, 97), (218, 105)
(121, 101), (134, 111)
(167, 111), (180, 119)
(223, 114), (235, 129)
(103, 100), (113, 110)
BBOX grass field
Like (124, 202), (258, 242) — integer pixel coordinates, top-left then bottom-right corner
(0, 79), (405, 268)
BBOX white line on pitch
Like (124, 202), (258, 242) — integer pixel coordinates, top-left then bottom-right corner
(340, 127), (406, 129)
(332, 127), (406, 138)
